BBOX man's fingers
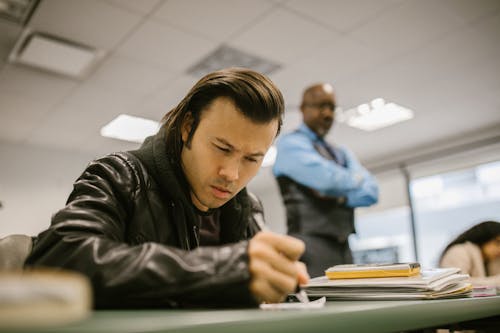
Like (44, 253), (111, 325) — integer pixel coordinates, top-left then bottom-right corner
(248, 231), (308, 303)
(249, 276), (287, 304)
(249, 258), (298, 303)
(248, 239), (298, 278)
(253, 231), (305, 261)
(249, 256), (297, 294)
(296, 261), (310, 285)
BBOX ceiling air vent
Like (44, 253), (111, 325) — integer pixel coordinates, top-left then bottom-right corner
(187, 44), (281, 77)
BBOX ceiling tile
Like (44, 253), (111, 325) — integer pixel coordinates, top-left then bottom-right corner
(59, 84), (144, 118)
(154, 0), (275, 42)
(289, 34), (387, 84)
(348, 0), (466, 58)
(136, 74), (198, 120)
(472, 11), (500, 46)
(0, 64), (78, 103)
(0, 92), (52, 142)
(25, 83), (149, 149)
(230, 7), (333, 65)
(440, 0), (500, 24)
(116, 20), (215, 71)
(79, 134), (139, 157)
(337, 17), (500, 109)
(271, 34), (389, 111)
(25, 103), (114, 151)
(286, 0), (404, 32)
(84, 55), (175, 96)
(29, 0), (144, 50)
(105, 0), (163, 15)
(270, 66), (311, 109)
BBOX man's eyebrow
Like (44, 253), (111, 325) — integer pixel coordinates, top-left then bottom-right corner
(214, 138), (265, 157)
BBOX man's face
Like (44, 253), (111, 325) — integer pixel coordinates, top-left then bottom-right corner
(301, 85), (336, 138)
(180, 97), (278, 212)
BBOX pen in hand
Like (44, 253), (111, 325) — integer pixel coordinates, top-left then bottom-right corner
(250, 216), (310, 304)
(295, 285), (310, 303)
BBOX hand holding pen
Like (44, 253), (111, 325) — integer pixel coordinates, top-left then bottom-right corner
(248, 231), (310, 304)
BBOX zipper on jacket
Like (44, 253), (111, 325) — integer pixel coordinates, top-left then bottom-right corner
(192, 225), (200, 247)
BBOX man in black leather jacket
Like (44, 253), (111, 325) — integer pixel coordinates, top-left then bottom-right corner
(25, 68), (309, 308)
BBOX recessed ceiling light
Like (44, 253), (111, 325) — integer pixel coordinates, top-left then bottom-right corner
(338, 98), (414, 131)
(9, 30), (104, 78)
(100, 114), (160, 143)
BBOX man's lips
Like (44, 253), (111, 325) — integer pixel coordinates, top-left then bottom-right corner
(211, 185), (232, 199)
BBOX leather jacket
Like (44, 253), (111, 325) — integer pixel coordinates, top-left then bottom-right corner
(25, 128), (263, 308)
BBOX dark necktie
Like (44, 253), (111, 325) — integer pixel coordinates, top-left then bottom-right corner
(315, 138), (344, 166)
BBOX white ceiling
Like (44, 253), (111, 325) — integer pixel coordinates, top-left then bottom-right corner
(1, 0), (500, 170)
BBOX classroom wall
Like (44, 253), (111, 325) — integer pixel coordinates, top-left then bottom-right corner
(0, 143), (96, 237)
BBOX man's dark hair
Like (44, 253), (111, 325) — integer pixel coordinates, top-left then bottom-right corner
(161, 67), (284, 160)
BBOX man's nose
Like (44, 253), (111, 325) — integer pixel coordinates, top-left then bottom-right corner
(321, 108), (334, 120)
(219, 157), (240, 182)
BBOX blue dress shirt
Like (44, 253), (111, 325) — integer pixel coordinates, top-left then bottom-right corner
(273, 124), (379, 208)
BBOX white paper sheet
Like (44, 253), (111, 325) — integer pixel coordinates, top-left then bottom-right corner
(260, 297), (326, 310)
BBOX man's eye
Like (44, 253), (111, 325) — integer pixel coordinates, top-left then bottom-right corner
(215, 145), (230, 153)
(245, 157), (258, 163)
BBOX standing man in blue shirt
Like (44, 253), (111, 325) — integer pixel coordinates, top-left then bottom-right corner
(273, 83), (379, 277)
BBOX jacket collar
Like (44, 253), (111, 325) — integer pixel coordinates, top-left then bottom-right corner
(132, 127), (252, 245)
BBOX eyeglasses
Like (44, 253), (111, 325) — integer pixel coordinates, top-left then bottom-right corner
(303, 102), (336, 111)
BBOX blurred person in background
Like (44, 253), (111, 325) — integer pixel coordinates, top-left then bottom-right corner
(273, 83), (379, 277)
(440, 220), (500, 287)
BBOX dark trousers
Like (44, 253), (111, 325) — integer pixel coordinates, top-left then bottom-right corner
(293, 234), (353, 278)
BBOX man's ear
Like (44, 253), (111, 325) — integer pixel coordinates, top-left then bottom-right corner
(299, 105), (306, 115)
(181, 112), (194, 143)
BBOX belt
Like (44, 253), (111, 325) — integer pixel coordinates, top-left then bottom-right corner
(311, 189), (346, 205)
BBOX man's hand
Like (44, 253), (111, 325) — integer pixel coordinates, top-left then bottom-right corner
(248, 231), (309, 303)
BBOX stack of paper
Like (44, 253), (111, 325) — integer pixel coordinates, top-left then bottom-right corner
(304, 267), (472, 300)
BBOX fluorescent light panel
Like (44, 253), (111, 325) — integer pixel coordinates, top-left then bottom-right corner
(11, 32), (101, 77)
(340, 98), (414, 131)
(101, 114), (160, 143)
